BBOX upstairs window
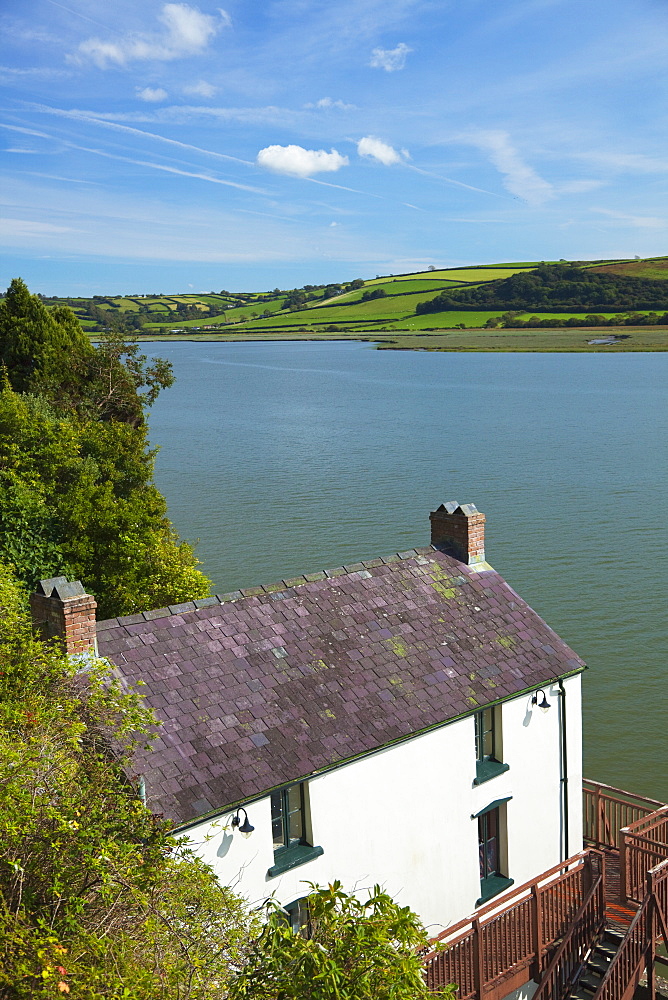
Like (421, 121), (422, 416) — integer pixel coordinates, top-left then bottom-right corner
(272, 783), (306, 853)
(267, 782), (324, 878)
(474, 706), (509, 785)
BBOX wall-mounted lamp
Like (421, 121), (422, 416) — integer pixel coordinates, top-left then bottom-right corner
(231, 806), (255, 838)
(532, 689), (551, 713)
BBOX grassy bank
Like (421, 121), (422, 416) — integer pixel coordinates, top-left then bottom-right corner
(132, 326), (668, 352)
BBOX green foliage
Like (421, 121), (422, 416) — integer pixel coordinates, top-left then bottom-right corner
(0, 567), (256, 999)
(488, 310), (668, 329)
(81, 330), (175, 426)
(231, 881), (453, 1000)
(416, 263), (668, 315)
(0, 279), (93, 396)
(0, 387), (210, 618)
(0, 280), (210, 618)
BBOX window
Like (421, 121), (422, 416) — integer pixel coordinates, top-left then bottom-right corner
(476, 800), (513, 905)
(474, 706), (509, 784)
(478, 808), (500, 880)
(267, 783), (324, 878)
(284, 897), (311, 935)
(272, 783), (306, 853)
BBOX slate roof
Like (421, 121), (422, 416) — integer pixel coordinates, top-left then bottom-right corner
(97, 546), (585, 828)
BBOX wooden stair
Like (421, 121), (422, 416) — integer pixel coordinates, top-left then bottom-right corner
(571, 928), (626, 1000)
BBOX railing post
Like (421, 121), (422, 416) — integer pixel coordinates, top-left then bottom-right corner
(472, 917), (484, 1000)
(620, 827), (628, 904)
(594, 783), (602, 848)
(647, 870), (656, 1000)
(531, 884), (543, 975)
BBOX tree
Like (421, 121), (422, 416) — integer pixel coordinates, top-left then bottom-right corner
(0, 280), (210, 618)
(284, 290), (306, 311)
(0, 565), (256, 999)
(231, 881), (454, 1000)
(81, 330), (174, 426)
(0, 278), (93, 396)
(0, 386), (210, 618)
(0, 281), (173, 427)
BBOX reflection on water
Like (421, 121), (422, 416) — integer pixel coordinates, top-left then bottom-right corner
(147, 341), (668, 801)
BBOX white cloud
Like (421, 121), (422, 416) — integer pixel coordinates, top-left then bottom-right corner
(73, 4), (226, 67)
(136, 86), (168, 102)
(304, 97), (356, 110)
(357, 136), (406, 166)
(0, 219), (76, 238)
(576, 151), (668, 174)
(256, 144), (349, 178)
(183, 79), (217, 98)
(592, 208), (665, 229)
(369, 42), (411, 72)
(466, 130), (554, 206)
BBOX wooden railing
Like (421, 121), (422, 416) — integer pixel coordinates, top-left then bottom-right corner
(422, 782), (668, 997)
(592, 858), (668, 1000)
(583, 780), (665, 851)
(423, 853), (598, 999)
(531, 861), (606, 1000)
(621, 807), (668, 905)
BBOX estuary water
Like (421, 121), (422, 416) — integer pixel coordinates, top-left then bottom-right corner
(147, 341), (667, 801)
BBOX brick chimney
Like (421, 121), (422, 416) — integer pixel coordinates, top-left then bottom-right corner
(429, 502), (486, 565)
(30, 577), (97, 656)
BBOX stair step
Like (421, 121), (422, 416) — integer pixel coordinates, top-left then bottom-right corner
(594, 941), (618, 958)
(580, 973), (605, 993)
(572, 989), (593, 1000)
(603, 928), (625, 946)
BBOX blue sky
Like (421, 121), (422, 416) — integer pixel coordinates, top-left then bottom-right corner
(2, 0), (668, 295)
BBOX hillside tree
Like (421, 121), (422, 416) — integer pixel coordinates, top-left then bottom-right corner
(0, 565), (255, 999)
(0, 279), (210, 618)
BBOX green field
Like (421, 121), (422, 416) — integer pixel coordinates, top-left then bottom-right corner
(587, 258), (668, 280)
(33, 255), (668, 351)
(364, 265), (536, 286)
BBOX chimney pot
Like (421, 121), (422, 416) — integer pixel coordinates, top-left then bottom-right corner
(30, 577), (97, 656)
(429, 502), (486, 565)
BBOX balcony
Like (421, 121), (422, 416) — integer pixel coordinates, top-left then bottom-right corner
(423, 780), (668, 1000)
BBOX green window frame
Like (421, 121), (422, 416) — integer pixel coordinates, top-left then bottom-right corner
(476, 800), (513, 905)
(272, 783), (306, 854)
(474, 707), (509, 785)
(284, 897), (311, 935)
(267, 783), (324, 878)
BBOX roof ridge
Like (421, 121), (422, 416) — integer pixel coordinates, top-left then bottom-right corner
(96, 545), (439, 631)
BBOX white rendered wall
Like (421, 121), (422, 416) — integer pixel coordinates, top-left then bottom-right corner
(184, 675), (582, 931)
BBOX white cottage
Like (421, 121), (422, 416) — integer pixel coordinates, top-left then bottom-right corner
(31, 503), (585, 933)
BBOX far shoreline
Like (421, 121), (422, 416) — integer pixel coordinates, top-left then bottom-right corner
(120, 326), (668, 353)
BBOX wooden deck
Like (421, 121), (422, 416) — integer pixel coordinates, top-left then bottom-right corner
(423, 780), (668, 1000)
(600, 848), (638, 932)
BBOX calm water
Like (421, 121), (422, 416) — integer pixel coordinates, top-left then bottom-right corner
(147, 341), (667, 801)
